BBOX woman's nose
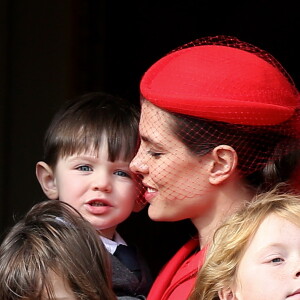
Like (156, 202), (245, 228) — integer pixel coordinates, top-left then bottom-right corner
(130, 151), (149, 176)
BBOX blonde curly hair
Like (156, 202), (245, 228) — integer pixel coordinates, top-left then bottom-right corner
(189, 185), (300, 300)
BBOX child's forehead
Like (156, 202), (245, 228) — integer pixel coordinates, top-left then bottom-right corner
(79, 142), (108, 156)
(64, 147), (131, 163)
(42, 269), (77, 300)
(60, 143), (103, 158)
(57, 130), (135, 163)
(247, 214), (298, 247)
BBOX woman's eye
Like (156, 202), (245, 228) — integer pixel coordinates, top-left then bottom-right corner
(147, 150), (163, 157)
(77, 165), (92, 172)
(114, 170), (131, 178)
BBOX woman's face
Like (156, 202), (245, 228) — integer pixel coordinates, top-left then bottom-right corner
(130, 101), (214, 222)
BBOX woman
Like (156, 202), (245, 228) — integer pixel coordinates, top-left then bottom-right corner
(129, 35), (300, 300)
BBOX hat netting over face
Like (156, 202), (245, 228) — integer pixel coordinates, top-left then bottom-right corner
(131, 36), (300, 209)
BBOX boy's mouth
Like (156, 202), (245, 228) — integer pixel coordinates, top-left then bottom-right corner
(87, 199), (109, 207)
(90, 201), (106, 206)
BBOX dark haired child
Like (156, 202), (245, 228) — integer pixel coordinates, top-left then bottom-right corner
(36, 92), (152, 299)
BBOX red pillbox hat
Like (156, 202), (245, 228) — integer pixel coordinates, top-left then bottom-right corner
(140, 41), (299, 126)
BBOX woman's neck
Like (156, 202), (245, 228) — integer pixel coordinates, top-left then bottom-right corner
(192, 178), (255, 247)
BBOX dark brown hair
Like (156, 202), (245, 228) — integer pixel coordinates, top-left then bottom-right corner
(169, 111), (299, 191)
(0, 200), (116, 300)
(43, 92), (140, 168)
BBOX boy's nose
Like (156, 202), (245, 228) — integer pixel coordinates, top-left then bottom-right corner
(91, 175), (112, 193)
(92, 182), (112, 193)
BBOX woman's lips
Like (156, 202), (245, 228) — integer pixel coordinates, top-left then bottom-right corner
(144, 187), (158, 202)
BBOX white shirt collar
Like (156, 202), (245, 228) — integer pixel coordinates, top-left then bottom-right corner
(100, 232), (127, 254)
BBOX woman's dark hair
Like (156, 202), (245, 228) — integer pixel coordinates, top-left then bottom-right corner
(170, 112), (299, 191)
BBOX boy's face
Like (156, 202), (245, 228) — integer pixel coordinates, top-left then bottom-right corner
(229, 214), (300, 300)
(52, 144), (137, 239)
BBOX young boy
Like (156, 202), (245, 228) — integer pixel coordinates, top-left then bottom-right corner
(36, 92), (152, 299)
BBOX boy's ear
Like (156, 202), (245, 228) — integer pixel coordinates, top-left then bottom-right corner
(218, 288), (236, 300)
(36, 161), (58, 199)
(208, 145), (238, 185)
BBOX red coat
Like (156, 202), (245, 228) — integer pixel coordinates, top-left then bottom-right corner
(147, 237), (206, 300)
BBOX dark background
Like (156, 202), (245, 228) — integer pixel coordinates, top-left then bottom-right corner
(0, 0), (299, 276)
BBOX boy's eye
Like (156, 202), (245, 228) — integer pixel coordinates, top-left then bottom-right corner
(77, 165), (92, 172)
(114, 170), (131, 178)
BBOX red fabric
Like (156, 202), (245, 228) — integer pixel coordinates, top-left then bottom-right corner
(147, 237), (206, 300)
(141, 45), (298, 126)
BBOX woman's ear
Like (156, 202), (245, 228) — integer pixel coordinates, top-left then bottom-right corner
(36, 161), (58, 199)
(208, 145), (238, 185)
(218, 288), (237, 300)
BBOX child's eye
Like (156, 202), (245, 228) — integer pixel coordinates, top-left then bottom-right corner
(270, 257), (284, 264)
(76, 165), (92, 172)
(114, 170), (131, 178)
